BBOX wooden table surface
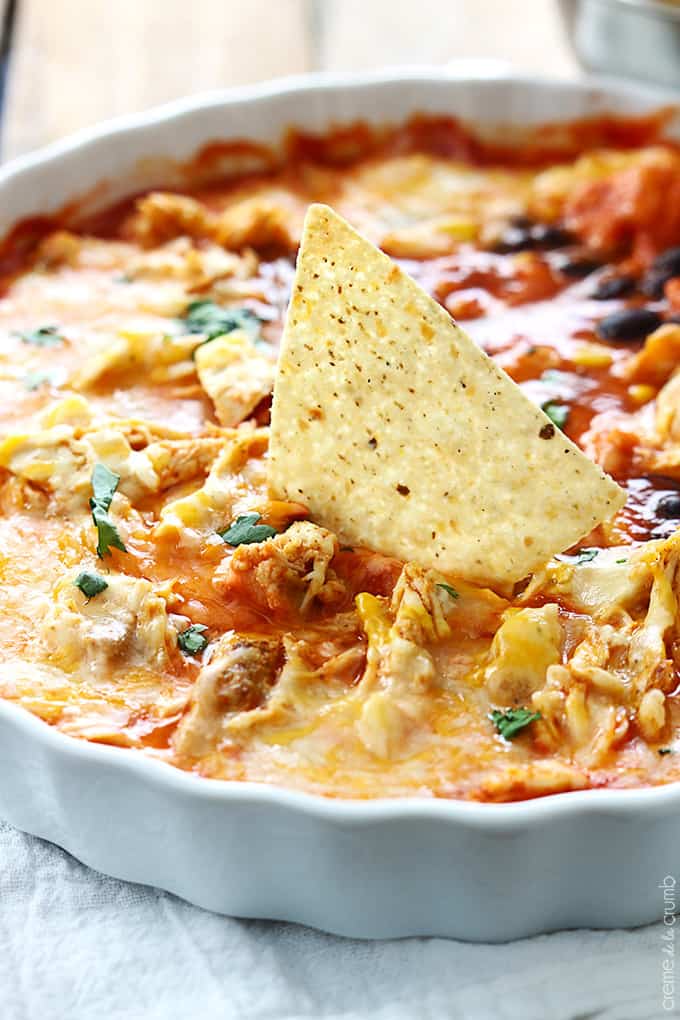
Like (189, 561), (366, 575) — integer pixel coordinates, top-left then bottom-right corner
(0, 0), (578, 161)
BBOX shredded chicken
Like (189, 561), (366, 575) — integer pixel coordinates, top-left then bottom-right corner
(518, 535), (680, 762)
(214, 190), (306, 252)
(157, 427), (267, 537)
(174, 632), (281, 758)
(214, 520), (345, 613)
(563, 148), (680, 261)
(42, 573), (176, 675)
(0, 421), (224, 511)
(194, 332), (275, 426)
(352, 564), (459, 760)
(127, 192), (216, 247)
(485, 604), (563, 707)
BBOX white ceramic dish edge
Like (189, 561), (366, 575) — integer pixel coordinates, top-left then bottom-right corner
(1, 67), (680, 940)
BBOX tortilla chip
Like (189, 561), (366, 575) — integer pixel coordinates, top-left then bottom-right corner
(268, 204), (626, 586)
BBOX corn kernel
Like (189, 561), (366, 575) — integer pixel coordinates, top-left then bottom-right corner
(572, 342), (613, 369)
(628, 384), (656, 405)
(437, 218), (478, 241)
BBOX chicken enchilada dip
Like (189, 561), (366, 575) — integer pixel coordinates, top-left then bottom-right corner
(2, 113), (680, 801)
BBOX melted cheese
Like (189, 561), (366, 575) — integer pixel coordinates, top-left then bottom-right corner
(0, 125), (679, 800)
(42, 572), (177, 675)
(194, 332), (275, 426)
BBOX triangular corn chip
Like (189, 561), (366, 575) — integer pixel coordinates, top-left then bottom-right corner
(269, 204), (626, 585)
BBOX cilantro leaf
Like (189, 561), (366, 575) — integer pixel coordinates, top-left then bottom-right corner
(490, 707), (541, 740)
(18, 325), (64, 347)
(219, 513), (277, 546)
(91, 462), (120, 511)
(437, 582), (460, 600)
(89, 464), (127, 558)
(91, 505), (127, 558)
(178, 624), (209, 656)
(74, 570), (109, 599)
(183, 300), (261, 352)
(659, 748), (673, 756)
(23, 370), (53, 391)
(541, 400), (569, 431)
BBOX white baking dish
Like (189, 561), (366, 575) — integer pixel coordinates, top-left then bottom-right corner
(1, 68), (680, 941)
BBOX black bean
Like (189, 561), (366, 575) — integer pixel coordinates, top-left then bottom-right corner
(492, 227), (535, 254)
(656, 492), (680, 519)
(509, 214), (534, 229)
(558, 255), (602, 278)
(641, 247), (680, 298)
(493, 222), (572, 255)
(591, 274), (636, 300)
(596, 308), (662, 342)
(529, 224), (572, 249)
(652, 246), (680, 276)
(641, 269), (668, 299)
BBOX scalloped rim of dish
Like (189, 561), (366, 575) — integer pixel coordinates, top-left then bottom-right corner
(2, 64), (680, 202)
(1, 65), (680, 828)
(3, 694), (680, 824)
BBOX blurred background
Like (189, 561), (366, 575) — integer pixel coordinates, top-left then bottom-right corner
(0, 0), (679, 161)
(0, 0), (578, 160)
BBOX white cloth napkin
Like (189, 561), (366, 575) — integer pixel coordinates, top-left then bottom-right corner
(0, 819), (662, 1020)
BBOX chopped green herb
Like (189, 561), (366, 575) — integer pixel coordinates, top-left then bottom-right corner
(89, 464), (127, 558)
(23, 370), (53, 391)
(541, 400), (569, 431)
(178, 624), (209, 655)
(183, 300), (261, 353)
(74, 570), (108, 599)
(659, 747), (673, 756)
(616, 558), (627, 564)
(91, 505), (127, 558)
(18, 325), (64, 347)
(219, 513), (277, 547)
(437, 582), (460, 600)
(490, 707), (541, 740)
(91, 463), (119, 511)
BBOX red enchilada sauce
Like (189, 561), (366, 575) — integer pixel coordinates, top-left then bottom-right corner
(1, 112), (680, 798)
